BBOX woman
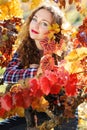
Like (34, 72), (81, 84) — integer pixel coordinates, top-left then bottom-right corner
(3, 4), (63, 84)
(3, 4), (77, 130)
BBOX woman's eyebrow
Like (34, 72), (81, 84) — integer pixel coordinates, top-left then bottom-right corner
(42, 19), (52, 25)
(33, 14), (51, 24)
(33, 15), (37, 18)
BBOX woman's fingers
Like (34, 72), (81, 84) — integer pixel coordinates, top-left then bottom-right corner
(30, 64), (39, 68)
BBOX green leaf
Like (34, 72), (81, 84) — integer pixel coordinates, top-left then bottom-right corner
(2, 35), (8, 41)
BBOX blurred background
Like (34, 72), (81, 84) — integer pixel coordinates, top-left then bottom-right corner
(20, 0), (87, 26)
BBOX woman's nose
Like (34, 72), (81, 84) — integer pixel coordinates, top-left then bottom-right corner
(34, 22), (39, 29)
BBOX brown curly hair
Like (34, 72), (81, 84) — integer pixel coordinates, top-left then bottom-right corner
(16, 5), (63, 68)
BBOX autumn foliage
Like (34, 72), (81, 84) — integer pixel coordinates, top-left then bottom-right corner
(0, 17), (23, 67)
(0, 0), (87, 129)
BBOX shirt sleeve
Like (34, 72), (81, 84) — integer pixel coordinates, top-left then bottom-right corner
(3, 53), (38, 83)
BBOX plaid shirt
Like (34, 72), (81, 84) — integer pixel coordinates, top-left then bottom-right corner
(3, 53), (37, 83)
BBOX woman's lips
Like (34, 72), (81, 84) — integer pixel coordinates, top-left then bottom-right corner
(31, 29), (39, 34)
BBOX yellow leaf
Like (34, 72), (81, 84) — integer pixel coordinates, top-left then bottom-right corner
(0, 0), (23, 20)
(0, 84), (7, 93)
(0, 118), (4, 122)
(78, 102), (87, 128)
(29, 0), (44, 10)
(4, 107), (24, 118)
(14, 107), (24, 117)
(76, 47), (87, 59)
(65, 47), (87, 62)
(48, 23), (60, 41)
(62, 47), (87, 73)
(0, 0), (9, 5)
(48, 23), (60, 34)
(65, 49), (78, 62)
(32, 96), (49, 112)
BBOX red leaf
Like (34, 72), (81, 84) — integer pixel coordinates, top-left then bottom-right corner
(39, 76), (51, 95)
(40, 38), (57, 54)
(50, 84), (61, 94)
(13, 92), (24, 107)
(40, 55), (55, 72)
(1, 93), (12, 111)
(22, 88), (32, 108)
(44, 70), (58, 85)
(65, 74), (77, 96)
(34, 89), (43, 98)
(55, 66), (69, 86)
(29, 78), (40, 97)
(0, 107), (6, 117)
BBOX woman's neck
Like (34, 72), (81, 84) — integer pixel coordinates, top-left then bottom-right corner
(35, 40), (43, 50)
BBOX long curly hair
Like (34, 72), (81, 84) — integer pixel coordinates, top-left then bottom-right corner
(16, 5), (63, 68)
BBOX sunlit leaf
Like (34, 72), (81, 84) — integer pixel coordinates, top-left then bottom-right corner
(0, 0), (9, 5)
(31, 96), (49, 112)
(0, 0), (23, 20)
(65, 47), (87, 62)
(29, 0), (44, 10)
(5, 107), (24, 117)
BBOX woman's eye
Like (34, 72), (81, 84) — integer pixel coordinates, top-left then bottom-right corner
(32, 17), (37, 22)
(41, 22), (49, 27)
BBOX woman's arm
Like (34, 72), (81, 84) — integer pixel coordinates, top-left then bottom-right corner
(3, 53), (38, 83)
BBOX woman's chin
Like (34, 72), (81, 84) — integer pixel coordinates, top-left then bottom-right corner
(30, 35), (38, 40)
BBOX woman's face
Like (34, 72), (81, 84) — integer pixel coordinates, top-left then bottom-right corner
(29, 8), (53, 42)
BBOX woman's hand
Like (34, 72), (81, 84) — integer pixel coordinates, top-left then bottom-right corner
(30, 64), (39, 68)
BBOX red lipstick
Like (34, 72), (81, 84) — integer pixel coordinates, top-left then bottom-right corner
(31, 29), (39, 34)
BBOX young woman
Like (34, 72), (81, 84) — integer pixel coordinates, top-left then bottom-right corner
(3, 4), (63, 84)
(3, 4), (77, 130)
